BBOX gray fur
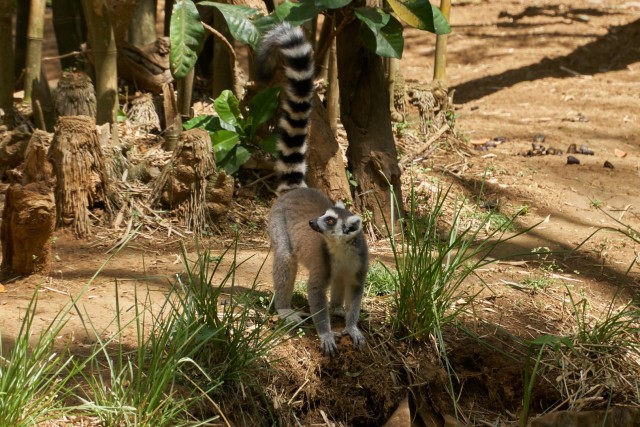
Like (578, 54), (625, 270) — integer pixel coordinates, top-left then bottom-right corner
(263, 24), (369, 356)
(269, 188), (368, 356)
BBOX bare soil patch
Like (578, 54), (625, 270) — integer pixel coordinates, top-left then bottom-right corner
(2, 0), (640, 425)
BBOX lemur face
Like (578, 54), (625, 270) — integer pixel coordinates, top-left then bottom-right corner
(309, 206), (362, 241)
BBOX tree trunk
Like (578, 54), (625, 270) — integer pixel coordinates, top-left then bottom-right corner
(128, 0), (157, 47)
(24, 0), (46, 104)
(107, 0), (138, 46)
(82, 0), (119, 128)
(164, 0), (173, 36)
(14, 0), (28, 81)
(52, 0), (87, 70)
(336, 8), (403, 232)
(211, 8), (235, 98)
(306, 94), (351, 202)
(433, 0), (451, 82)
(0, 0), (15, 127)
(177, 68), (194, 119)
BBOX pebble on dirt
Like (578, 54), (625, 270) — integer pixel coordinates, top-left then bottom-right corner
(567, 156), (580, 165)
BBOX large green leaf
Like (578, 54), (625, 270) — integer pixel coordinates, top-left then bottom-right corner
(248, 87), (281, 131)
(259, 134), (278, 156)
(183, 115), (221, 132)
(386, 0), (451, 35)
(211, 129), (240, 152)
(355, 7), (404, 59)
(316, 0), (351, 9)
(214, 90), (242, 130)
(170, 0), (205, 79)
(199, 2), (262, 49)
(223, 145), (252, 174)
(253, 14), (281, 34)
(275, 0), (320, 26)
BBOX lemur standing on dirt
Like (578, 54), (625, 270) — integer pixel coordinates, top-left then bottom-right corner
(258, 23), (369, 357)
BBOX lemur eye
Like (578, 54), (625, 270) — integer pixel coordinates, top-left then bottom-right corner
(325, 217), (337, 226)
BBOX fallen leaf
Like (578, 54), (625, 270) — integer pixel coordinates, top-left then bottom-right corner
(470, 138), (490, 146)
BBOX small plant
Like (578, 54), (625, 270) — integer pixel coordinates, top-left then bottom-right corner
(385, 184), (533, 341)
(0, 292), (78, 426)
(172, 242), (290, 389)
(365, 261), (397, 296)
(73, 241), (289, 425)
(590, 198), (604, 209)
(383, 183), (537, 418)
(522, 274), (554, 293)
(183, 88), (281, 174)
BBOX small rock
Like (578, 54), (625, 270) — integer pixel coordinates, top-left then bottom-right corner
(604, 160), (614, 169)
(567, 156), (580, 165)
(493, 136), (507, 143)
(579, 144), (594, 155)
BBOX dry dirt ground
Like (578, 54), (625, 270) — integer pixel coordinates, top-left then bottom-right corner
(2, 0), (640, 425)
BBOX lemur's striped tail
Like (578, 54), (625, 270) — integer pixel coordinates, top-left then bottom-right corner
(257, 23), (314, 194)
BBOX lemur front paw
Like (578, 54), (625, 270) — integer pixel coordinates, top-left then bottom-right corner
(342, 326), (366, 350)
(319, 332), (340, 357)
(277, 309), (304, 324)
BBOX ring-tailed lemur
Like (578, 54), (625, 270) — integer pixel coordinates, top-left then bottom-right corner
(259, 23), (369, 357)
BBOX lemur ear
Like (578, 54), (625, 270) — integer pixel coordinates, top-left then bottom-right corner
(335, 200), (345, 209)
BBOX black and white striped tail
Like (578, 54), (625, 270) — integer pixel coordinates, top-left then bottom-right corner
(257, 23), (314, 194)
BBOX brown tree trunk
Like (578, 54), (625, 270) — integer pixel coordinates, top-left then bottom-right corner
(306, 94), (351, 202)
(14, 0), (28, 81)
(24, 0), (46, 104)
(211, 7), (235, 98)
(52, 0), (87, 70)
(82, 0), (119, 128)
(108, 0), (138, 46)
(1, 182), (56, 275)
(128, 0), (157, 47)
(433, 0), (451, 82)
(0, 0), (15, 127)
(336, 9), (403, 232)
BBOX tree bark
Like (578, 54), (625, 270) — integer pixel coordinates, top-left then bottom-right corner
(14, 0), (28, 80)
(128, 0), (157, 47)
(306, 94), (351, 202)
(52, 0), (87, 70)
(211, 8), (235, 99)
(24, 0), (46, 104)
(433, 0), (451, 82)
(336, 8), (403, 232)
(0, 0), (15, 127)
(82, 0), (119, 128)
